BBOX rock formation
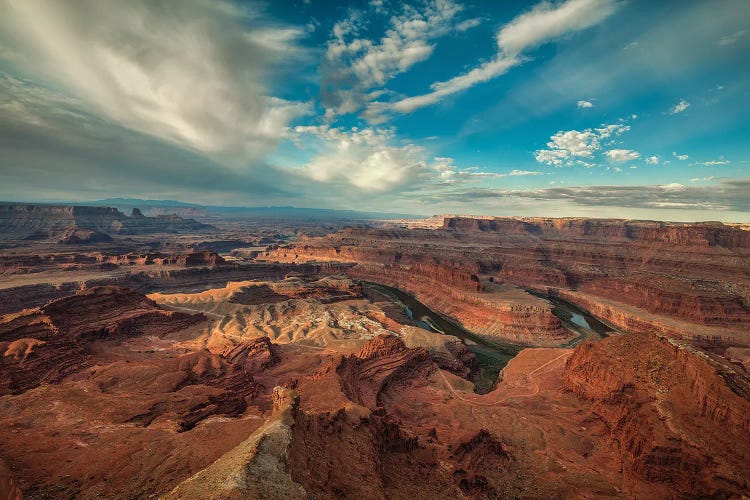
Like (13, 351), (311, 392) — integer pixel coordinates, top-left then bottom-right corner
(0, 286), (204, 394)
(0, 203), (214, 242)
(1, 215), (749, 498)
(564, 333), (750, 497)
(263, 216), (750, 345)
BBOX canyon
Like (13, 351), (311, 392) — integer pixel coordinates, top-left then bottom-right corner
(0, 208), (748, 498)
(263, 216), (750, 346)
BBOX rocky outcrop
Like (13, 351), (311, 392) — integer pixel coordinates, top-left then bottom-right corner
(268, 259), (571, 345)
(442, 216), (750, 249)
(165, 386), (307, 499)
(331, 335), (435, 408)
(228, 276), (363, 305)
(287, 335), (457, 498)
(1, 271), (748, 498)
(564, 333), (750, 497)
(0, 458), (22, 500)
(220, 337), (280, 374)
(0, 261), (356, 315)
(96, 250), (226, 267)
(0, 286), (204, 394)
(288, 406), (443, 499)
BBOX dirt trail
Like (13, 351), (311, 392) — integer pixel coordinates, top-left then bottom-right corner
(438, 351), (572, 407)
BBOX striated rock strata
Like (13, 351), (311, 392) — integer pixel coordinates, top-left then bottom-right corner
(565, 333), (750, 497)
(264, 217), (750, 344)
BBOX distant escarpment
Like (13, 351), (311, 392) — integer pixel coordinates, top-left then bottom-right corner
(0, 203), (213, 242)
(442, 216), (750, 249)
(263, 217), (750, 344)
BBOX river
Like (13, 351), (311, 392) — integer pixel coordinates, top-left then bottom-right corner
(365, 282), (613, 394)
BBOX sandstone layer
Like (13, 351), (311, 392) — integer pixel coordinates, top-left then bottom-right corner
(0, 278), (748, 498)
(263, 217), (750, 345)
(0, 204), (213, 243)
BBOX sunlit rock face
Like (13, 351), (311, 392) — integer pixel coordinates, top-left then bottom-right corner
(264, 216), (750, 344)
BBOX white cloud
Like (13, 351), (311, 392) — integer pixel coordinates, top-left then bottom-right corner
(691, 176), (716, 182)
(673, 151), (689, 160)
(369, 0), (386, 14)
(0, 0), (310, 165)
(646, 155), (659, 165)
(535, 129), (600, 167)
(669, 99), (691, 114)
(577, 100), (594, 108)
(388, 56), (520, 113)
(535, 122), (631, 167)
(509, 170), (544, 176)
(606, 149), (640, 162)
(290, 126), (503, 192)
(377, 0), (620, 116)
(456, 18), (482, 32)
(692, 158), (731, 166)
(718, 29), (748, 46)
(662, 183), (686, 192)
(291, 126), (426, 191)
(323, 0), (467, 117)
(496, 0), (619, 55)
(595, 123), (630, 139)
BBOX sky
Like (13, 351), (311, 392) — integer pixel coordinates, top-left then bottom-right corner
(0, 0), (749, 220)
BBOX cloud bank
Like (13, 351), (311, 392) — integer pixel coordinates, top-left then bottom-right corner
(0, 0), (310, 165)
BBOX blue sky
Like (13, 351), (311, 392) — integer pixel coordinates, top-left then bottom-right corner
(0, 0), (749, 220)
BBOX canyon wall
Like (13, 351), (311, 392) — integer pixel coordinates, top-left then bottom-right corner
(0, 203), (213, 242)
(565, 333), (750, 497)
(265, 217), (750, 345)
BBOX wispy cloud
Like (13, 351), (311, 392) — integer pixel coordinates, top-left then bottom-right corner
(669, 98), (691, 114)
(456, 18), (482, 32)
(322, 0), (468, 117)
(0, 72), (293, 203)
(673, 152), (689, 160)
(509, 170), (544, 176)
(0, 0), (311, 165)
(435, 178), (750, 212)
(691, 158), (731, 166)
(371, 0), (620, 118)
(718, 29), (748, 46)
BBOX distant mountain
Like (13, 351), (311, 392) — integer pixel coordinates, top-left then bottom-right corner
(91, 198), (203, 208)
(88, 198), (421, 220)
(202, 205), (420, 220)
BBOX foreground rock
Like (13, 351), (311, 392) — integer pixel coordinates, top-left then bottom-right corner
(0, 280), (748, 498)
(165, 387), (306, 500)
(565, 333), (750, 497)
